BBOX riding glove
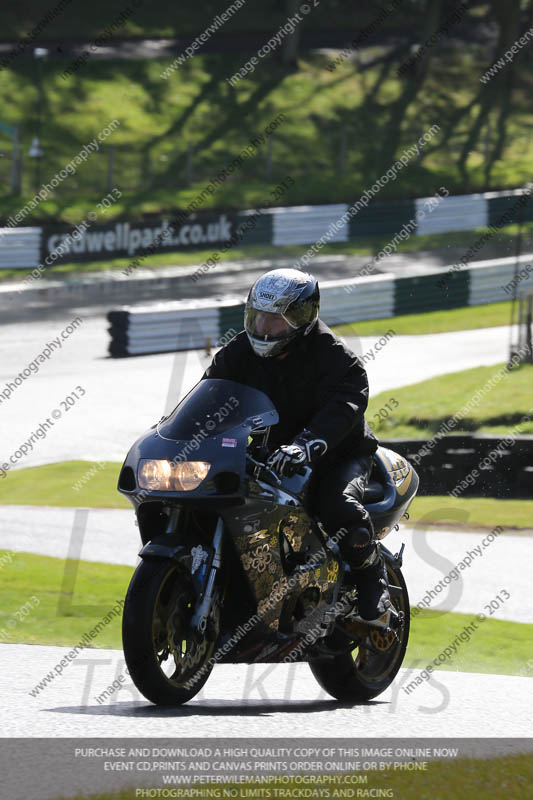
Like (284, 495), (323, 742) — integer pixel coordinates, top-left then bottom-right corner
(267, 429), (327, 478)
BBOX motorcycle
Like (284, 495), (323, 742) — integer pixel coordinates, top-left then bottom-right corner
(118, 378), (419, 706)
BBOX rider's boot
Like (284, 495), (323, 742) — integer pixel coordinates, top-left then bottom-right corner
(340, 524), (391, 621)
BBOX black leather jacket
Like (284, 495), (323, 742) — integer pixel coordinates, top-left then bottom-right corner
(202, 319), (378, 459)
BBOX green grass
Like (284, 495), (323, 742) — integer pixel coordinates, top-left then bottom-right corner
(335, 301), (514, 337)
(2, 42), (533, 221)
(406, 495), (533, 531)
(368, 362), (533, 437)
(0, 460), (130, 509)
(2, 550), (532, 679)
(405, 609), (532, 677)
(0, 551), (132, 648)
(51, 754), (533, 800)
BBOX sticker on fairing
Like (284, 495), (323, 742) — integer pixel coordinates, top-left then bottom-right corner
(222, 437), (237, 447)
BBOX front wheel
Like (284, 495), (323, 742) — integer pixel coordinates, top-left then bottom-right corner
(309, 561), (409, 701)
(122, 559), (219, 705)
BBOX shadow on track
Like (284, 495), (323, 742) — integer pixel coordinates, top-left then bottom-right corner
(46, 698), (387, 717)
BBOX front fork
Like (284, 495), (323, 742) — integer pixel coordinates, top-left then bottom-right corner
(190, 516), (224, 635)
(139, 509), (225, 636)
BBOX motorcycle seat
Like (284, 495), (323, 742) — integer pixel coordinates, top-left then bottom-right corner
(363, 479), (385, 504)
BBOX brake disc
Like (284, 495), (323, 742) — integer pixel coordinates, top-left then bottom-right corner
(167, 607), (208, 676)
(167, 592), (220, 678)
(369, 627), (396, 651)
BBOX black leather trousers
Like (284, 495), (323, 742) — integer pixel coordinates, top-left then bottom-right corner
(311, 453), (376, 565)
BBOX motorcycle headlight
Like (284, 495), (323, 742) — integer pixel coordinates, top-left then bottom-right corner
(138, 459), (210, 491)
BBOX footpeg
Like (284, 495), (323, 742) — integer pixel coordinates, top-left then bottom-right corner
(349, 608), (392, 629)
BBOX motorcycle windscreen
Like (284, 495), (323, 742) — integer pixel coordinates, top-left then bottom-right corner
(157, 378), (278, 441)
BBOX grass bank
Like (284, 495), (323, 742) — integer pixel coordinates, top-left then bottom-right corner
(406, 495), (533, 531)
(1, 45), (533, 219)
(335, 300), (513, 337)
(1, 551), (531, 680)
(51, 753), (533, 800)
(0, 551), (131, 649)
(368, 363), (533, 437)
(0, 460), (129, 509)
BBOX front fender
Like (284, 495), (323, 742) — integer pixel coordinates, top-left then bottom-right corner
(139, 534), (214, 597)
(139, 536), (190, 562)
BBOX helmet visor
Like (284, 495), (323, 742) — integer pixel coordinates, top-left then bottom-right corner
(244, 308), (295, 341)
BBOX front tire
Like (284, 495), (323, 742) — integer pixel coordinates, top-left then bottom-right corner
(309, 561), (409, 701)
(122, 559), (219, 705)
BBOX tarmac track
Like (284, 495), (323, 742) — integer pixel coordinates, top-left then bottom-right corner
(3, 644), (531, 799)
(4, 643), (533, 741)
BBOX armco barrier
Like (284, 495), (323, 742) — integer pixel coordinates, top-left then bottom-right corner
(349, 199), (415, 238)
(3, 185), (533, 269)
(0, 227), (41, 268)
(107, 258), (525, 357)
(394, 270), (470, 316)
(415, 193), (488, 235)
(108, 298), (242, 357)
(468, 257), (531, 306)
(487, 187), (533, 227)
(107, 274), (398, 357)
(319, 274), (395, 324)
(272, 204), (348, 246)
(381, 435), (533, 500)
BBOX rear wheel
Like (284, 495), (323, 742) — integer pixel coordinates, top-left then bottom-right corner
(309, 561), (409, 701)
(122, 559), (219, 705)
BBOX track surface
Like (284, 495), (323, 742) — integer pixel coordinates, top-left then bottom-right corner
(1, 505), (531, 622)
(5, 643), (532, 739)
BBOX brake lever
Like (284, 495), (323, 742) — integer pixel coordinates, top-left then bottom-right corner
(265, 467), (282, 486)
(246, 454), (282, 486)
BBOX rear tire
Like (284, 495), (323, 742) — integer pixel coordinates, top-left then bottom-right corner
(309, 561), (409, 701)
(122, 559), (219, 705)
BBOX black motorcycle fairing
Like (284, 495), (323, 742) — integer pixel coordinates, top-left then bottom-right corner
(158, 378), (278, 441)
(118, 426), (247, 503)
(118, 380), (279, 505)
(366, 448), (420, 539)
(218, 483), (340, 646)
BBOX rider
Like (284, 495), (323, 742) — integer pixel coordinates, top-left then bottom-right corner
(202, 268), (390, 621)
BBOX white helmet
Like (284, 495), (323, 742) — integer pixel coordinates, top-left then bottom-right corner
(244, 268), (320, 357)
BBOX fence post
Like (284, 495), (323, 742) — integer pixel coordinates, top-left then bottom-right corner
(10, 127), (21, 194)
(337, 127), (347, 174)
(354, 50), (366, 88)
(282, 0), (302, 64)
(18, 145), (23, 195)
(107, 146), (115, 193)
(185, 142), (193, 186)
(266, 136), (273, 179)
(140, 150), (150, 188)
(484, 119), (492, 160)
